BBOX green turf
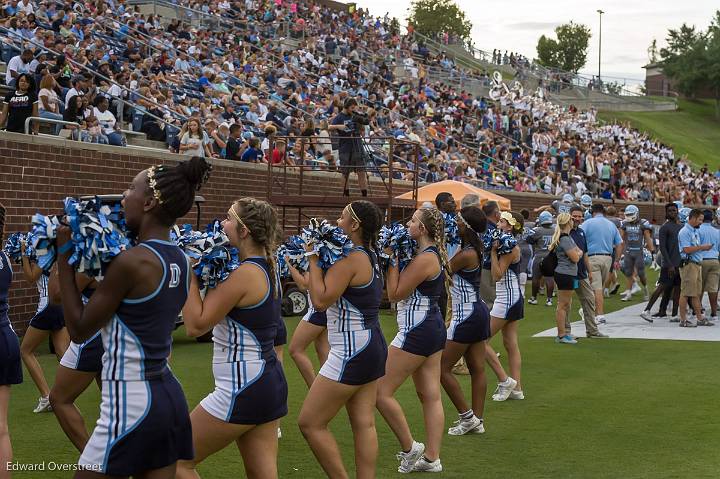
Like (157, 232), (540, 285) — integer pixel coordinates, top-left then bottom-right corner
(9, 271), (720, 478)
(598, 98), (720, 170)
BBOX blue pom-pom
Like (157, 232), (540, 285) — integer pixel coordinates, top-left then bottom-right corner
(379, 223), (416, 270)
(443, 213), (460, 247)
(173, 221), (240, 291)
(2, 233), (27, 263)
(63, 197), (133, 280)
(482, 227), (517, 256)
(276, 244), (290, 279)
(29, 213), (60, 272)
(280, 235), (309, 274)
(301, 219), (354, 270)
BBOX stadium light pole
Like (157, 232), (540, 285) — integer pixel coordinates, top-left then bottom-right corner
(597, 9), (604, 86)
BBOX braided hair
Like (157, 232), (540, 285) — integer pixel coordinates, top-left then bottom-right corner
(146, 156), (212, 226)
(419, 207), (452, 318)
(231, 198), (281, 298)
(348, 200), (382, 254)
(0, 202), (6, 243)
(458, 206), (487, 263)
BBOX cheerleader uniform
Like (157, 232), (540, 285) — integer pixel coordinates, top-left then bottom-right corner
(60, 287), (104, 373)
(78, 240), (193, 476)
(489, 257), (524, 321)
(391, 246), (446, 357)
(301, 296), (327, 327)
(447, 251), (491, 343)
(0, 251), (22, 385)
(28, 272), (64, 331)
(319, 247), (387, 385)
(200, 257), (288, 424)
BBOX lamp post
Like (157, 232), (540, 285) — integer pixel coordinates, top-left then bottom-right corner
(597, 9), (604, 87)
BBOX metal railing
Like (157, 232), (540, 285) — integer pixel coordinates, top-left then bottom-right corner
(24, 117), (80, 135)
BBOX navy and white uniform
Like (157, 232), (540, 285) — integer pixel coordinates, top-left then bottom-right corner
(79, 240), (193, 476)
(489, 257), (524, 321)
(447, 250), (491, 343)
(621, 219), (652, 280)
(28, 272), (64, 331)
(60, 287), (104, 373)
(0, 251), (22, 385)
(200, 257), (288, 425)
(320, 247), (387, 385)
(391, 246), (446, 356)
(302, 296), (328, 327)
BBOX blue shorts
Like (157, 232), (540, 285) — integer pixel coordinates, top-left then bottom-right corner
(201, 357), (288, 425)
(447, 301), (491, 344)
(391, 307), (446, 357)
(302, 310), (327, 327)
(29, 304), (64, 331)
(60, 333), (104, 373)
(0, 324), (22, 385)
(78, 370), (193, 476)
(320, 325), (387, 385)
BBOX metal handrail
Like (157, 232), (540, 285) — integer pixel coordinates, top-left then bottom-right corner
(24, 117), (80, 135)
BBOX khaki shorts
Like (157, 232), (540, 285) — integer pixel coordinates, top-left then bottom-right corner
(701, 259), (720, 293)
(680, 262), (702, 298)
(588, 255), (612, 291)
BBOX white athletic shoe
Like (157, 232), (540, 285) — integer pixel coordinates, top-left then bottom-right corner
(448, 415), (483, 436)
(631, 282), (642, 295)
(640, 311), (653, 323)
(578, 308), (584, 321)
(528, 297), (538, 305)
(596, 315), (606, 324)
(33, 396), (52, 413)
(643, 288), (649, 301)
(471, 420), (486, 434)
(412, 457), (443, 473)
(620, 291), (632, 301)
(710, 316), (718, 322)
(492, 377), (518, 402)
(603, 288), (609, 298)
(397, 441), (425, 474)
(509, 389), (525, 400)
(277, 427), (282, 439)
(545, 298), (553, 307)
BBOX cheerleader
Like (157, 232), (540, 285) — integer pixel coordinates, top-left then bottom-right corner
(378, 206), (448, 474)
(298, 201), (385, 479)
(440, 206), (490, 435)
(177, 198), (288, 479)
(487, 211), (525, 402)
(19, 242), (69, 413)
(0, 204), (22, 476)
(287, 263), (329, 388)
(57, 157), (210, 477)
(48, 271), (103, 452)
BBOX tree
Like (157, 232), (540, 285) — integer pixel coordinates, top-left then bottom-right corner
(705, 11), (720, 117)
(648, 39), (659, 63)
(535, 21), (591, 72)
(407, 0), (472, 44)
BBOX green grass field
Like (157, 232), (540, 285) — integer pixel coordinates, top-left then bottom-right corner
(598, 99), (720, 170)
(9, 273), (720, 478)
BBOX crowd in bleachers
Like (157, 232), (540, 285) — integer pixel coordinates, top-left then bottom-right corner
(0, 0), (717, 204)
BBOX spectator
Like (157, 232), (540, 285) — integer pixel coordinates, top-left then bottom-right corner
(5, 49), (33, 87)
(241, 137), (264, 163)
(552, 213), (583, 344)
(225, 124), (246, 161)
(92, 97), (125, 146)
(0, 73), (39, 134)
(179, 118), (211, 157)
(37, 73), (63, 134)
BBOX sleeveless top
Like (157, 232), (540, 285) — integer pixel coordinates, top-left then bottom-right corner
(450, 247), (480, 304)
(0, 252), (12, 328)
(35, 272), (50, 313)
(397, 246), (445, 312)
(326, 246), (383, 332)
(211, 257), (281, 364)
(101, 240), (189, 381)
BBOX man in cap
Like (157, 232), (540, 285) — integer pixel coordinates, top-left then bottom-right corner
(619, 205), (654, 301)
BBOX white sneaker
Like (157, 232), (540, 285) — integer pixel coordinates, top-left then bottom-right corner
(448, 415), (482, 436)
(492, 377), (518, 401)
(545, 298), (553, 307)
(33, 396), (52, 413)
(620, 291), (632, 301)
(710, 316), (718, 322)
(528, 297), (538, 305)
(578, 308), (584, 321)
(640, 311), (653, 323)
(412, 457), (443, 473)
(397, 441), (425, 474)
(631, 282), (642, 294)
(277, 427), (282, 439)
(643, 288), (649, 301)
(471, 420), (486, 434)
(509, 389), (525, 400)
(596, 315), (606, 324)
(603, 288), (609, 298)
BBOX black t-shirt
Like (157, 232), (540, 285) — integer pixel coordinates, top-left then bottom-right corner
(225, 137), (242, 161)
(331, 111), (358, 154)
(4, 90), (37, 133)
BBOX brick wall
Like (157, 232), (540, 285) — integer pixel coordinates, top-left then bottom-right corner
(0, 132), (693, 332)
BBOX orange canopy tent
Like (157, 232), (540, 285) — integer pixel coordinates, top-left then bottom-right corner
(396, 180), (512, 210)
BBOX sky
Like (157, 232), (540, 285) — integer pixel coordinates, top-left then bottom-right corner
(345, 0), (719, 86)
